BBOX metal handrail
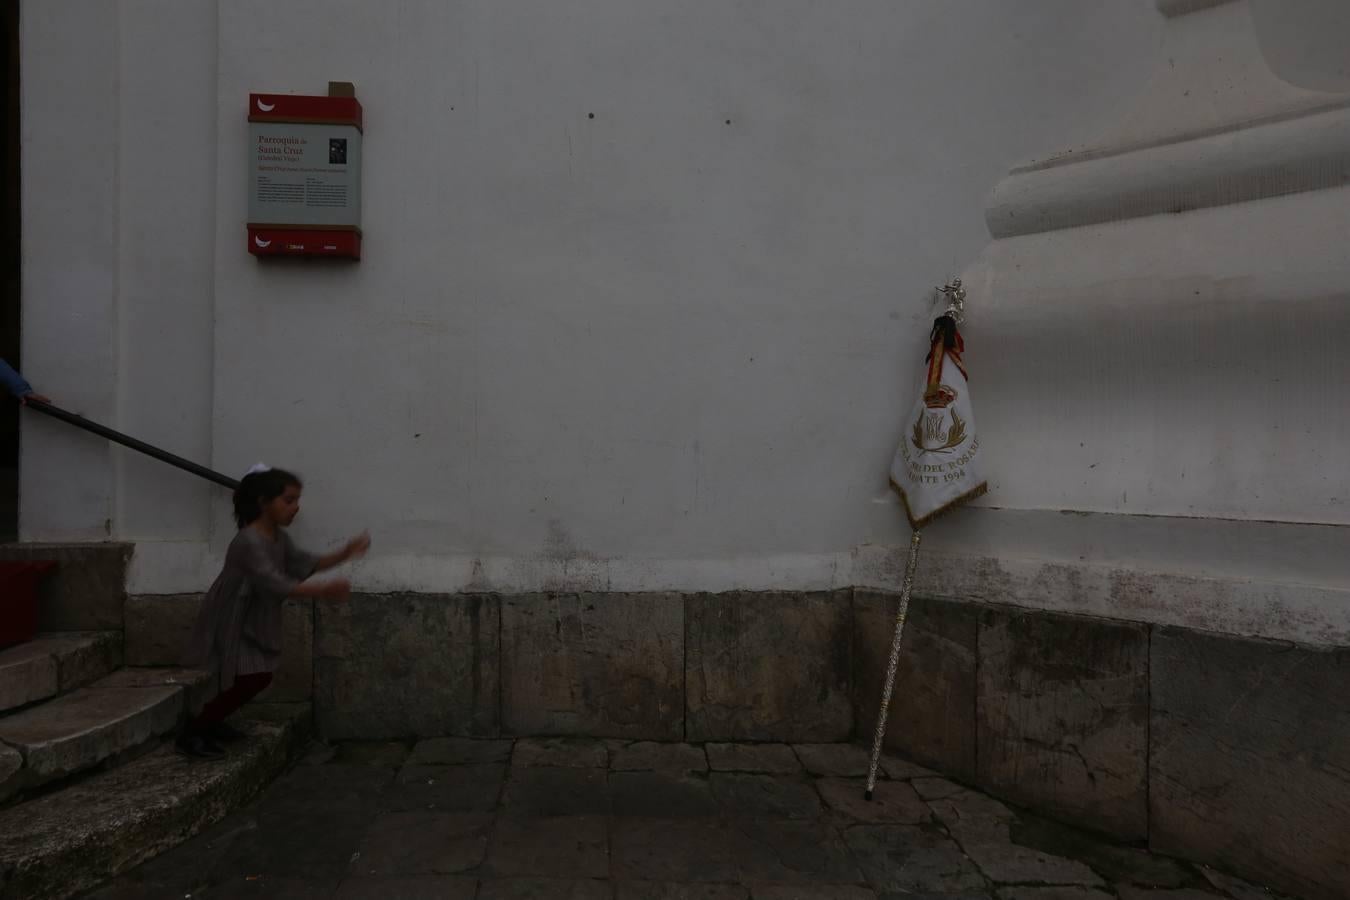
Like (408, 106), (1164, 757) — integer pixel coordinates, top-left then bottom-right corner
(24, 399), (239, 491)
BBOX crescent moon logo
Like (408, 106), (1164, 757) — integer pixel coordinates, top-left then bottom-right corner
(256, 98), (275, 112)
(254, 236), (272, 248)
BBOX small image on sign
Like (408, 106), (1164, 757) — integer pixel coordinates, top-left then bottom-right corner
(329, 138), (347, 165)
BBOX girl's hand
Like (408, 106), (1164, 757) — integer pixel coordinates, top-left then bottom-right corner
(324, 578), (352, 599)
(343, 531), (371, 561)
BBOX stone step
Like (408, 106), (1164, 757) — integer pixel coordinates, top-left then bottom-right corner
(0, 632), (123, 715)
(0, 667), (213, 803)
(0, 702), (312, 900)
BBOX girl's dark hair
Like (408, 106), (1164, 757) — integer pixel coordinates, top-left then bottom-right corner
(233, 468), (303, 529)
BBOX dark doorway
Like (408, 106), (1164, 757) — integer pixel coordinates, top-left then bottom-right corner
(1, 1), (19, 541)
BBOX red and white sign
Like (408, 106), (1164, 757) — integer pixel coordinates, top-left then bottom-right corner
(247, 92), (364, 260)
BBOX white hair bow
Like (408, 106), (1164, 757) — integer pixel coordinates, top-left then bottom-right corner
(243, 463), (272, 477)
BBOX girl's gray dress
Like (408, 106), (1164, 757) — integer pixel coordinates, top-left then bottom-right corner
(187, 527), (318, 692)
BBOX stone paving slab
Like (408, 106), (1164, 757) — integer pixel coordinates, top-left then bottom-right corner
(80, 813), (262, 899)
(793, 743), (872, 777)
(501, 765), (611, 816)
(207, 762), (394, 886)
(616, 882), (750, 899)
(486, 815), (608, 879)
(732, 819), (862, 884)
(612, 741), (709, 773)
(210, 808), (373, 882)
(246, 761), (394, 819)
(382, 763), (505, 813)
(611, 771), (720, 818)
(911, 776), (966, 800)
(73, 739), (1299, 900)
(332, 740), (411, 768)
(709, 773), (824, 819)
(407, 737), (513, 766)
(817, 778), (930, 824)
(1116, 889), (1231, 900)
(707, 743), (803, 774)
(1199, 866), (1295, 900)
(928, 790), (1018, 843)
(962, 840), (1105, 887)
(998, 889), (1114, 900)
(611, 818), (751, 883)
(751, 886), (877, 899)
(879, 754), (940, 780)
(335, 874), (478, 899)
(478, 877), (614, 899)
(1011, 814), (1194, 890)
(206, 873), (344, 897)
(513, 737), (609, 768)
(842, 824), (988, 895)
(353, 811), (493, 876)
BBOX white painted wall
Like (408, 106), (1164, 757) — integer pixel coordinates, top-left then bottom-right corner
(22, 0), (1350, 646)
(201, 0), (1158, 567)
(24, 2), (1326, 626)
(945, 0), (1350, 646)
(1251, 0), (1350, 91)
(116, 0), (218, 545)
(20, 0), (121, 540)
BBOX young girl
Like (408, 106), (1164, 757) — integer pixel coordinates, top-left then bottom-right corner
(179, 465), (370, 758)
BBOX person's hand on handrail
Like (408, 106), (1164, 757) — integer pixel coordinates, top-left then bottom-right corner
(1, 358), (50, 406)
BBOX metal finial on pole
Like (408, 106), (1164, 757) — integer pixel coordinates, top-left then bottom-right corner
(863, 527), (923, 800)
(937, 277), (966, 324)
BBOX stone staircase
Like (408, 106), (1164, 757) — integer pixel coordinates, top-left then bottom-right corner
(0, 545), (313, 900)
(0, 649), (210, 802)
(0, 632), (121, 715)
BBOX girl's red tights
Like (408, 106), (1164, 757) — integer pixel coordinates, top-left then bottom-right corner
(189, 672), (273, 732)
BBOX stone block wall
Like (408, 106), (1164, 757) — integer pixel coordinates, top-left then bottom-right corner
(501, 592), (684, 739)
(852, 592), (979, 783)
(1148, 627), (1350, 900)
(124, 594), (314, 704)
(686, 590), (853, 743)
(975, 608), (1150, 841)
(315, 593), (498, 738)
(853, 593), (1347, 900)
(0, 543), (131, 631)
(305, 590), (857, 744)
(124, 586), (1348, 899)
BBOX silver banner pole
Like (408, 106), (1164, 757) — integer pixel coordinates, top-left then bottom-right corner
(864, 527), (922, 800)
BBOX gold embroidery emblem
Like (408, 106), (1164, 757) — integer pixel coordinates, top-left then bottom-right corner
(911, 384), (967, 454)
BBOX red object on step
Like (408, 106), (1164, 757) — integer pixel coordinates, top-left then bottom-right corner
(0, 561), (57, 648)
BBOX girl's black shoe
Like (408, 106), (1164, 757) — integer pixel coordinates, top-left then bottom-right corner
(207, 721), (248, 743)
(175, 733), (226, 760)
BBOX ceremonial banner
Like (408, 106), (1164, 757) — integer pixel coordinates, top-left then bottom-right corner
(865, 278), (988, 800)
(889, 288), (987, 526)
